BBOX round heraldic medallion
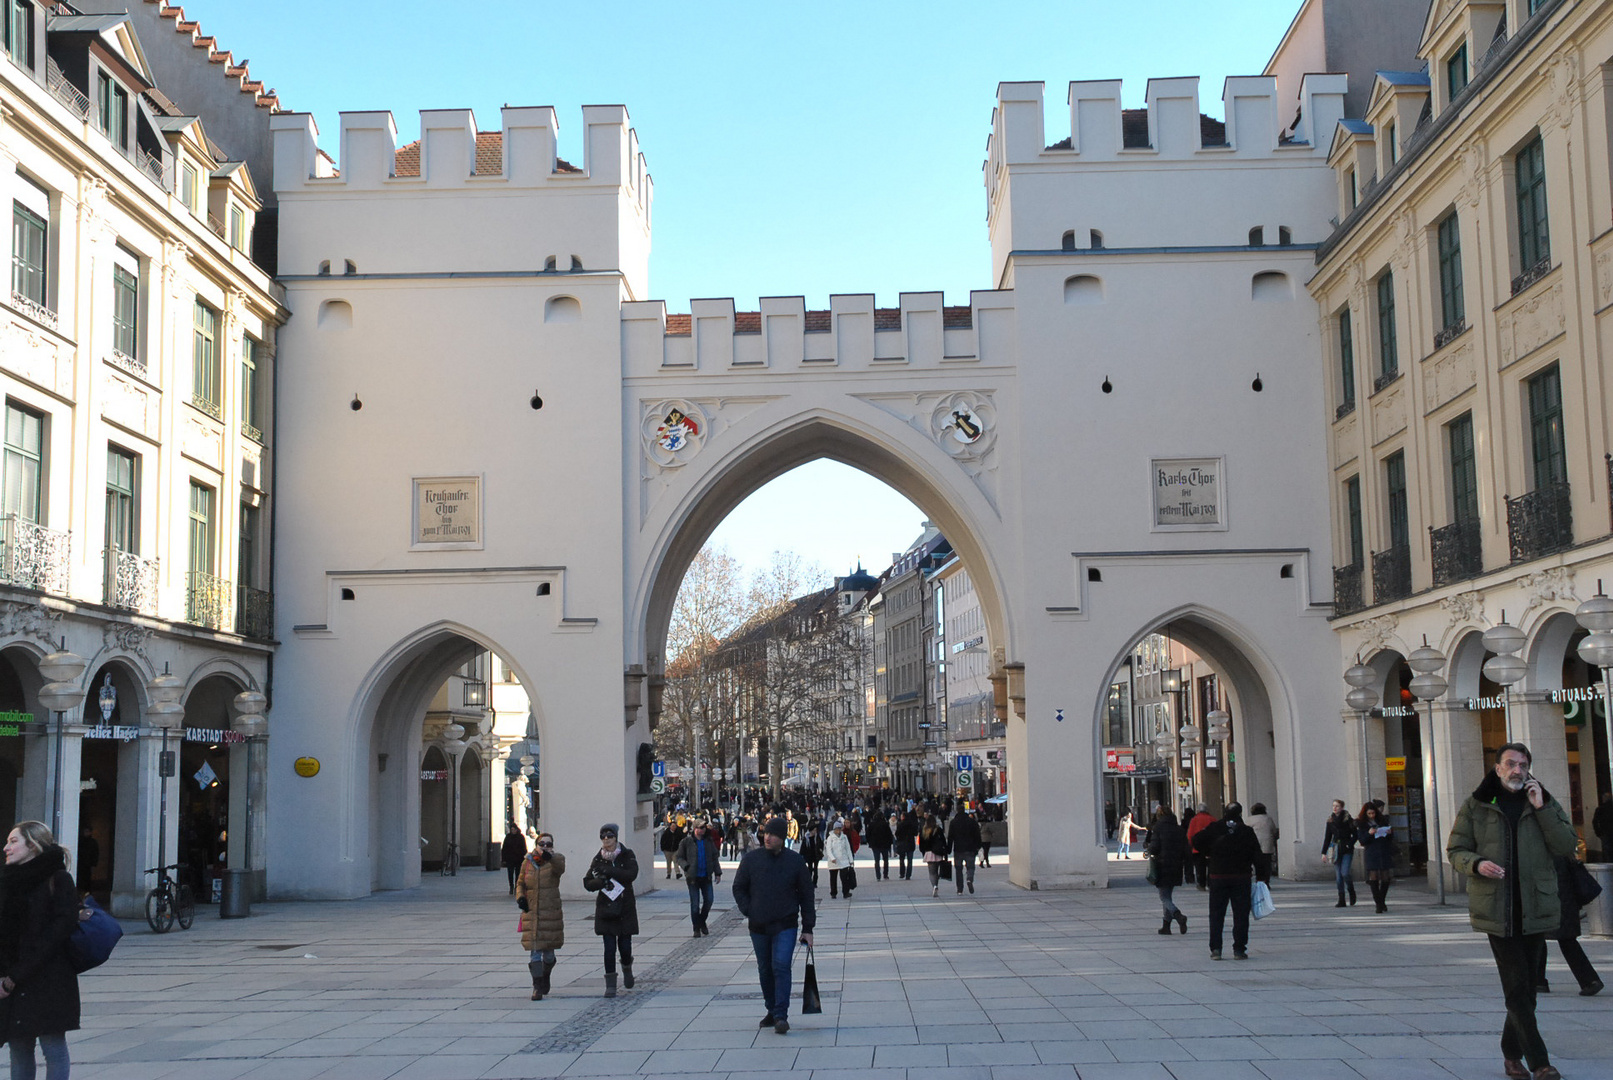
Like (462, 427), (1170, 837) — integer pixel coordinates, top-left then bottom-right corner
(930, 393), (996, 459)
(294, 756), (320, 778)
(643, 400), (708, 467)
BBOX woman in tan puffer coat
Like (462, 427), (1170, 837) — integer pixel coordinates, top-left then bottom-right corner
(516, 832), (565, 1000)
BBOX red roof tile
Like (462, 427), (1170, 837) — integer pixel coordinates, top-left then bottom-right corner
(734, 312), (761, 333)
(392, 133), (574, 177)
(873, 308), (901, 330)
(665, 314), (691, 335)
(942, 306), (972, 328)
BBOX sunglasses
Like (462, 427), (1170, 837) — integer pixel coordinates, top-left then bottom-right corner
(537, 841), (553, 848)
(599, 833), (617, 840)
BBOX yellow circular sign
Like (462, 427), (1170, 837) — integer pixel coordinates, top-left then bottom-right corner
(294, 757), (320, 778)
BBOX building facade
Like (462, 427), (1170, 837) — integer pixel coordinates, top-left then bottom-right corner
(2, 5), (282, 915)
(1313, 0), (1613, 888)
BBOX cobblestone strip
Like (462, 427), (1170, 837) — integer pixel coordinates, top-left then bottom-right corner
(518, 906), (745, 1054)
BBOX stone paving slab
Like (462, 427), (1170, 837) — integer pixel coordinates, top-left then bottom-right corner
(27, 853), (1611, 1079)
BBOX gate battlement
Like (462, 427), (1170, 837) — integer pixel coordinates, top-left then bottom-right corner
(622, 291), (1016, 375)
(271, 106), (650, 200)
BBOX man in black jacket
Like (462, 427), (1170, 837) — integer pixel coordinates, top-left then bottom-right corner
(732, 817), (815, 1034)
(1191, 801), (1267, 961)
(947, 809), (982, 895)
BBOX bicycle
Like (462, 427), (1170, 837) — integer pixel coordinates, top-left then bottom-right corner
(143, 864), (195, 933)
(440, 842), (460, 877)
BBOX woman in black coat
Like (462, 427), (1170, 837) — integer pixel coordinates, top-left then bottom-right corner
(1356, 802), (1394, 913)
(1, 821), (79, 1080)
(583, 823), (639, 998)
(1144, 808), (1190, 935)
(1539, 856), (1604, 995)
(894, 810), (919, 881)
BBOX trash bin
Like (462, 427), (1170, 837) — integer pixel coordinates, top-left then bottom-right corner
(486, 842), (501, 870)
(219, 868), (250, 919)
(1585, 864), (1613, 938)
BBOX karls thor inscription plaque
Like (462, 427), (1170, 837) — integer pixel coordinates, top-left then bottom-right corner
(1152, 458), (1224, 531)
(413, 476), (483, 549)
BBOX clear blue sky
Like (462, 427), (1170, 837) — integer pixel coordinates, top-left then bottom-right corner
(184, 0), (1306, 580)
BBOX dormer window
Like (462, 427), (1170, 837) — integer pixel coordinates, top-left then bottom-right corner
(180, 162), (197, 214)
(1349, 167), (1359, 209)
(4, 0), (33, 67)
(228, 204), (246, 251)
(1385, 120), (1398, 165)
(1446, 43), (1469, 102)
(97, 72), (128, 151)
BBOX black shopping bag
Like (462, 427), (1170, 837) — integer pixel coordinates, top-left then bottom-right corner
(801, 943), (822, 1014)
(937, 859), (953, 881)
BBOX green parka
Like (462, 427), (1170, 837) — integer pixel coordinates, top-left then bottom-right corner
(1446, 771), (1578, 936)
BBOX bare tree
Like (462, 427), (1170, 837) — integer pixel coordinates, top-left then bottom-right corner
(658, 546), (748, 805)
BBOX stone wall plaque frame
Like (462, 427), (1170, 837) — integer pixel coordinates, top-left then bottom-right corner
(411, 475), (484, 551)
(1150, 456), (1228, 533)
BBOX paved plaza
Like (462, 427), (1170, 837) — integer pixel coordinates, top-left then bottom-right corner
(50, 854), (1613, 1080)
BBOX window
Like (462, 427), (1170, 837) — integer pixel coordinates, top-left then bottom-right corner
(11, 201), (46, 307)
(1447, 42), (1469, 101)
(1345, 476), (1364, 568)
(1338, 309), (1356, 411)
(1527, 364), (1566, 490)
(228, 205), (246, 251)
(2, 401), (42, 524)
(192, 299), (219, 412)
(1386, 120), (1398, 165)
(1385, 451), (1409, 550)
(1516, 135), (1550, 275)
(96, 72), (127, 150)
(1437, 213), (1465, 332)
(188, 481), (214, 574)
(1376, 272), (1398, 379)
(179, 162), (197, 214)
(1348, 168), (1358, 208)
(1448, 413), (1478, 525)
(111, 250), (139, 361)
(105, 446), (137, 554)
(240, 336), (261, 440)
(238, 503), (257, 589)
(4, 0), (32, 66)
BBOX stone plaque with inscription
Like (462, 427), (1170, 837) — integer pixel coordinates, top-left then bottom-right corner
(413, 477), (482, 548)
(1152, 458), (1224, 530)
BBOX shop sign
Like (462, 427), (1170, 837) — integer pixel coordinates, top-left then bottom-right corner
(1463, 695), (1506, 710)
(182, 728), (246, 745)
(420, 769), (450, 781)
(83, 725), (140, 741)
(0, 710), (37, 737)
(1385, 756), (1407, 771)
(293, 757), (320, 777)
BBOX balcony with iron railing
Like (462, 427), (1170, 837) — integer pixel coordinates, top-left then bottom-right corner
(1433, 319), (1468, 351)
(103, 547), (159, 615)
(45, 58), (89, 119)
(1371, 543), (1412, 604)
(1505, 480), (1573, 563)
(235, 586), (274, 640)
(186, 569), (228, 629)
(0, 515), (71, 595)
(1430, 519), (1483, 587)
(1333, 563), (1364, 616)
(189, 395), (222, 422)
(9, 290), (57, 331)
(1511, 258), (1552, 296)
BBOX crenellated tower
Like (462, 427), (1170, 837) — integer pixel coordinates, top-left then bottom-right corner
(271, 105), (652, 297)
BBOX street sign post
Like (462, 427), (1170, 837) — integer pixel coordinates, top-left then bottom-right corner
(956, 753), (973, 772)
(651, 760), (666, 778)
(650, 777), (666, 794)
(958, 770), (974, 790)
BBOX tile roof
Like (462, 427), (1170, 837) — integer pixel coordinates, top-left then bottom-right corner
(391, 133), (578, 178)
(665, 314), (691, 335)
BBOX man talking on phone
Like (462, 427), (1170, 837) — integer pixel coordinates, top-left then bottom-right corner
(1447, 743), (1578, 1080)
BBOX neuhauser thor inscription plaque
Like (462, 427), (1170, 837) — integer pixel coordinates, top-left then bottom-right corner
(413, 476), (483, 549)
(1152, 458), (1225, 531)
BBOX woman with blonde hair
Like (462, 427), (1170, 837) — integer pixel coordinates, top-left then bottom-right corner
(515, 831), (565, 1000)
(0, 821), (80, 1079)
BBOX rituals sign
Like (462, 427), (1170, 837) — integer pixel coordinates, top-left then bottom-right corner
(413, 476), (482, 549)
(1152, 457), (1224, 530)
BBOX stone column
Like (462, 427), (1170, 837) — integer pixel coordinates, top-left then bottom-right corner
(1423, 700), (1481, 896)
(1511, 689), (1570, 798)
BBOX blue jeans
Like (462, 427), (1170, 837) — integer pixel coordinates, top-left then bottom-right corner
(687, 875), (714, 927)
(1333, 850), (1354, 896)
(8, 1033), (69, 1080)
(750, 927), (798, 1021)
